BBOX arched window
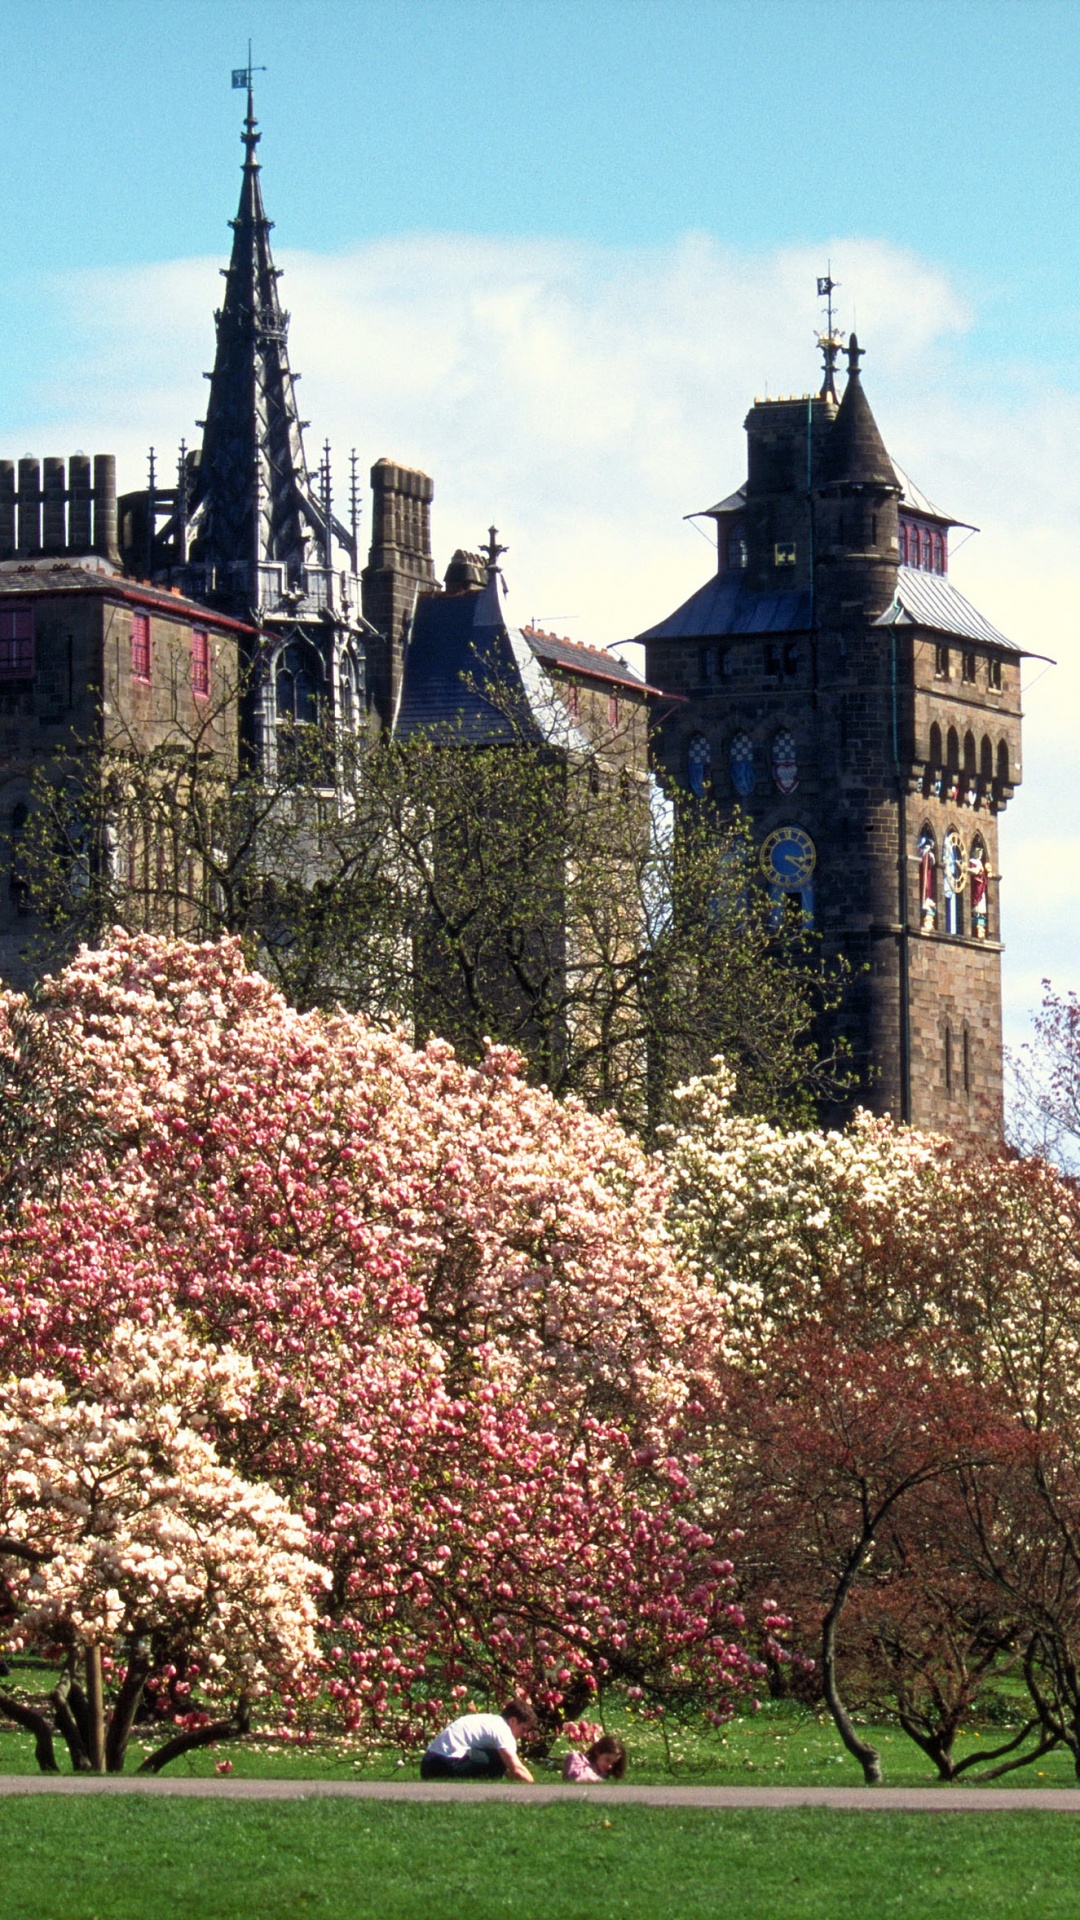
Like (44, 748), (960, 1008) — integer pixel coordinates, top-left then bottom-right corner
(942, 828), (966, 936)
(276, 642), (322, 728)
(729, 730), (755, 798)
(921, 529), (933, 570)
(917, 826), (937, 933)
(276, 641), (325, 779)
(969, 835), (989, 940)
(9, 801), (29, 916)
(963, 731), (977, 776)
(980, 736), (993, 783)
(946, 727), (960, 771)
(934, 532), (946, 574)
(772, 727), (798, 794)
(899, 522), (909, 565)
(687, 731), (711, 799)
(338, 650), (362, 733)
(997, 740), (1010, 785)
(929, 722), (943, 765)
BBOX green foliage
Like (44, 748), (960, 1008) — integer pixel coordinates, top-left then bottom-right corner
(17, 682), (851, 1134)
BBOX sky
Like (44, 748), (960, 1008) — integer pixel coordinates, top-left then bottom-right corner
(0, 0), (1077, 1066)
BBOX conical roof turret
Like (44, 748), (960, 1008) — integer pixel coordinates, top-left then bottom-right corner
(817, 335), (898, 491)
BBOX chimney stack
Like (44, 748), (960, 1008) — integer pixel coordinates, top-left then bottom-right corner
(17, 459), (40, 553)
(93, 454), (119, 563)
(68, 455), (92, 552)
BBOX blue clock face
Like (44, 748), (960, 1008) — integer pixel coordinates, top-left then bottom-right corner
(760, 825), (816, 891)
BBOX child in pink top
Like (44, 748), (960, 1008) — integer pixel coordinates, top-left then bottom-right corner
(562, 1735), (627, 1782)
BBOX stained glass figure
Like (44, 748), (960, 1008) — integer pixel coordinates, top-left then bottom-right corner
(772, 727), (798, 795)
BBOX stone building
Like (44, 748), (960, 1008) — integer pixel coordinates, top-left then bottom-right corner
(638, 336), (1025, 1141)
(0, 454), (246, 981)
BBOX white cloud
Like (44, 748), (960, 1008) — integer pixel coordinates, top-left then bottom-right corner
(11, 228), (1080, 1054)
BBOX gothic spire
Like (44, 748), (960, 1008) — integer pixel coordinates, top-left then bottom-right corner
(188, 84), (324, 613)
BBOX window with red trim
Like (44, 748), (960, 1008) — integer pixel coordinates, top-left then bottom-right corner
(921, 529), (932, 570)
(131, 611), (151, 682)
(933, 532), (946, 574)
(191, 627), (210, 698)
(899, 522), (909, 565)
(0, 608), (34, 679)
(608, 692), (620, 727)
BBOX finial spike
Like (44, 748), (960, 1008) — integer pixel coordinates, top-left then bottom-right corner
(481, 524), (508, 582)
(815, 266), (844, 403)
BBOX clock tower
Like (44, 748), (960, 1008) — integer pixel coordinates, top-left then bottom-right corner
(637, 333), (1025, 1141)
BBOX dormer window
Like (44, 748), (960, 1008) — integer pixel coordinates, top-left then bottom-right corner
(726, 525), (747, 572)
(935, 644), (950, 680)
(988, 656), (1002, 692)
(934, 532), (946, 574)
(962, 650), (977, 684)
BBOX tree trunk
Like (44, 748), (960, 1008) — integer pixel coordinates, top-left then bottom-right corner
(84, 1645), (106, 1774)
(0, 1689), (59, 1773)
(821, 1599), (882, 1786)
(138, 1696), (251, 1775)
(104, 1656), (149, 1774)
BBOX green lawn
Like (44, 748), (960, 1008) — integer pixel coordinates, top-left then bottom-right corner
(2, 1684), (1078, 1787)
(1, 1801), (1079, 1920)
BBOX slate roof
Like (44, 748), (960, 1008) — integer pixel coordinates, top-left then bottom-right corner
(634, 575), (814, 643)
(874, 568), (1021, 652)
(523, 626), (662, 693)
(395, 578), (623, 749)
(817, 341), (897, 491)
(0, 557), (254, 632)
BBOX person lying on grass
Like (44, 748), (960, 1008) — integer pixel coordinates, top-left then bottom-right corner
(562, 1736), (627, 1783)
(420, 1700), (539, 1782)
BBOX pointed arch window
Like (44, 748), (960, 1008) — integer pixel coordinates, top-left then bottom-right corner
(934, 532), (946, 574)
(771, 728), (798, 795)
(921, 529), (933, 570)
(687, 731), (711, 799)
(997, 740), (1010, 786)
(980, 736), (993, 784)
(729, 730), (755, 798)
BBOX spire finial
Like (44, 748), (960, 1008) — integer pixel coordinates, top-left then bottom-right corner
(846, 332), (864, 377)
(232, 42), (266, 162)
(815, 267), (844, 403)
(481, 524), (508, 582)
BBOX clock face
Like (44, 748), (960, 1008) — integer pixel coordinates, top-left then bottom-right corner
(760, 825), (816, 891)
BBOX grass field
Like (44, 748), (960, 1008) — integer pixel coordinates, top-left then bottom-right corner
(1, 1800), (1079, 1920)
(3, 1679), (1076, 1788)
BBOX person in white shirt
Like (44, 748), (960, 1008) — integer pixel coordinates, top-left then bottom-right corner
(420, 1700), (538, 1782)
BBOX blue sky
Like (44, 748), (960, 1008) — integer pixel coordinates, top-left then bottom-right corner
(1, 0), (1078, 1067)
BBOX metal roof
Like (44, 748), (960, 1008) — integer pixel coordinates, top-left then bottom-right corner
(693, 486), (747, 520)
(635, 574), (813, 643)
(873, 568), (1020, 652)
(890, 460), (968, 529)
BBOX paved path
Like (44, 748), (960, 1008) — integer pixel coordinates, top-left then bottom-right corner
(1, 1775), (1080, 1810)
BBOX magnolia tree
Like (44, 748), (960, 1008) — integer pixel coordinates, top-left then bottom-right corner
(0, 935), (758, 1761)
(661, 1064), (1080, 1782)
(0, 1316), (322, 1773)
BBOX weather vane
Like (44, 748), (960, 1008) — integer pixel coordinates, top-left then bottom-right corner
(231, 40), (266, 92)
(815, 267), (845, 404)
